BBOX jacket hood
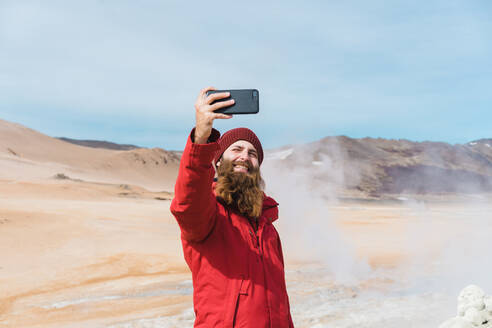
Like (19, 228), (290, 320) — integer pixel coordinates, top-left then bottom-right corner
(262, 194), (279, 210)
(262, 194), (279, 223)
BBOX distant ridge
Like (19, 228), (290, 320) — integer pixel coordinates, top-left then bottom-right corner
(467, 138), (492, 147)
(266, 135), (492, 198)
(57, 137), (141, 150)
(2, 117), (491, 198)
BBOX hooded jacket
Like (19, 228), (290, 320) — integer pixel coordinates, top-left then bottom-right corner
(170, 128), (294, 327)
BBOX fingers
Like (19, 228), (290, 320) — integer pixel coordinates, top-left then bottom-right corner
(213, 113), (233, 119)
(200, 86), (216, 97)
(210, 99), (235, 111)
(196, 86), (233, 121)
(205, 91), (230, 104)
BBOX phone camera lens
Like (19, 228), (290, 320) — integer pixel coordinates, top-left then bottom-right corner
(253, 90), (258, 99)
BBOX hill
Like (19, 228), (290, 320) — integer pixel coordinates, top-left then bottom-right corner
(2, 118), (491, 198)
(0, 119), (179, 191)
(57, 137), (141, 151)
(265, 135), (492, 198)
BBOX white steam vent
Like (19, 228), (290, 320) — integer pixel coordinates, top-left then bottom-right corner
(439, 285), (492, 328)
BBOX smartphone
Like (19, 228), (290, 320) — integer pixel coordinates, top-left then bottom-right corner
(206, 89), (259, 114)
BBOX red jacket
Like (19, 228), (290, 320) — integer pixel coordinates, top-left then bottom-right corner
(170, 128), (294, 327)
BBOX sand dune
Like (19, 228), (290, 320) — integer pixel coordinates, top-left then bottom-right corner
(0, 119), (179, 191)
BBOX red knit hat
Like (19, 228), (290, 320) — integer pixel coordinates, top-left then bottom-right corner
(215, 127), (264, 165)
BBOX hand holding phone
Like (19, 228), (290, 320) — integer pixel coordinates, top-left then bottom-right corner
(194, 87), (234, 144)
(206, 89), (259, 115)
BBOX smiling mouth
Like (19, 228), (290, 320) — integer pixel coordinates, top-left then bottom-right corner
(233, 163), (249, 172)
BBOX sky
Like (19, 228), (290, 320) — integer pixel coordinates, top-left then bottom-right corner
(1, 0), (491, 150)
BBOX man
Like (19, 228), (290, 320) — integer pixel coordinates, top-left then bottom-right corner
(170, 87), (294, 327)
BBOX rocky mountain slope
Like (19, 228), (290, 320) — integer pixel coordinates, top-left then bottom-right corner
(2, 118), (491, 198)
(265, 136), (492, 198)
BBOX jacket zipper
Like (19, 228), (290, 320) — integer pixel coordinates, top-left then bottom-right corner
(248, 228), (260, 253)
(256, 233), (262, 256)
(249, 217), (263, 256)
(256, 218), (264, 257)
(232, 286), (241, 327)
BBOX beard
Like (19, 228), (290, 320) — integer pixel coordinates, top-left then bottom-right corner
(215, 159), (265, 219)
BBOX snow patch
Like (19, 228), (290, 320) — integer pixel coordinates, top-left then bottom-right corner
(266, 148), (293, 160)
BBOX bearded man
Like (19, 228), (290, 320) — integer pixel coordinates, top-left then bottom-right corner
(170, 87), (294, 327)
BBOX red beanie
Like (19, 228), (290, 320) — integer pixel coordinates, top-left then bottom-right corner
(215, 127), (264, 165)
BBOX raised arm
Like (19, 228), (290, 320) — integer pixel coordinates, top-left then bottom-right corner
(170, 86), (234, 242)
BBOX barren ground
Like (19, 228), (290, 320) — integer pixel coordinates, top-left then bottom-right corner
(1, 177), (490, 327)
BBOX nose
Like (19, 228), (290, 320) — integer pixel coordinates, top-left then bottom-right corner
(238, 150), (250, 162)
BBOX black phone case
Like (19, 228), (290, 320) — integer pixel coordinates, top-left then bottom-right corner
(206, 89), (259, 114)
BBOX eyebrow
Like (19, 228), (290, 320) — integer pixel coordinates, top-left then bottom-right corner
(232, 145), (257, 154)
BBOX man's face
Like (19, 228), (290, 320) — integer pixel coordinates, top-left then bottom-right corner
(219, 140), (259, 173)
(215, 140), (264, 218)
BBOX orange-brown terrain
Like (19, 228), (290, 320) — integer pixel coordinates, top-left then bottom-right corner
(1, 118), (491, 327)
